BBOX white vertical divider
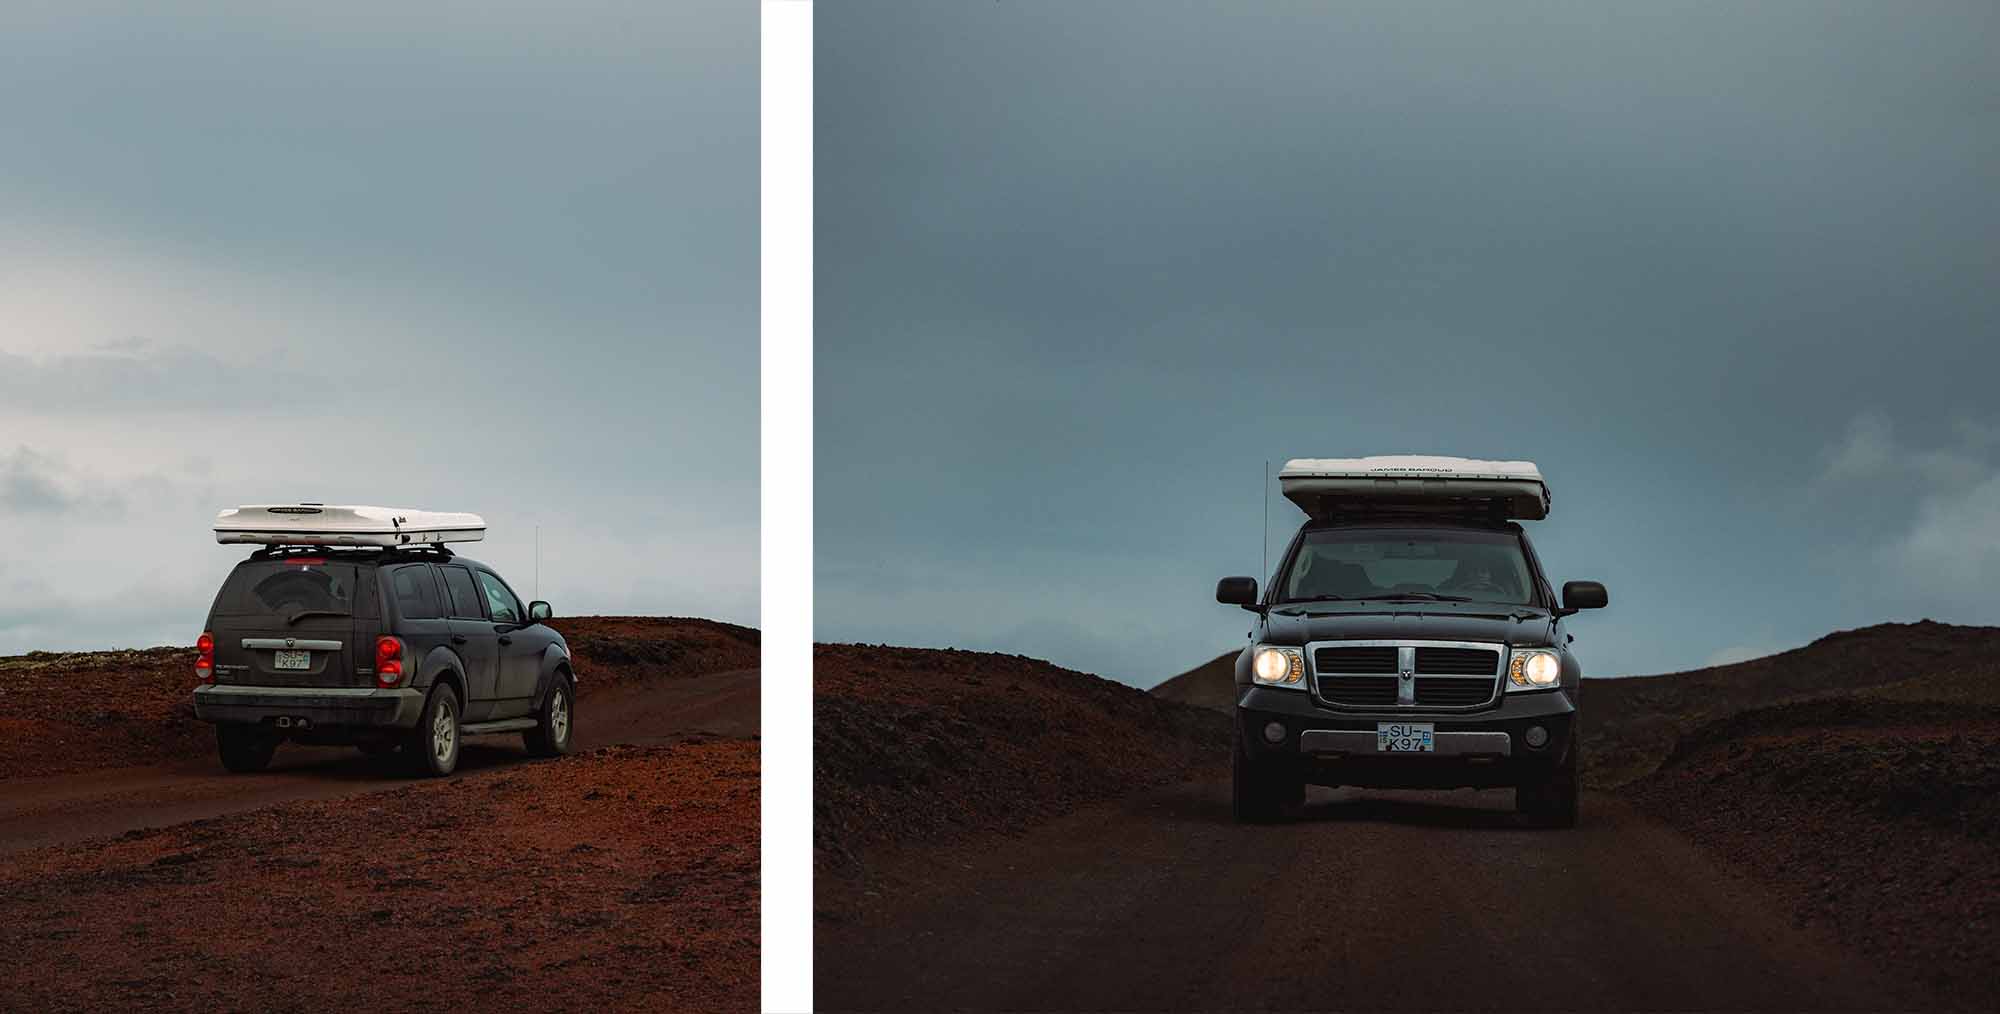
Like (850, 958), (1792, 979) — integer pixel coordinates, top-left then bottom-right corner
(760, 3), (813, 1011)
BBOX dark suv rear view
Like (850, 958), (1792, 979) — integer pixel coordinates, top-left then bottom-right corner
(192, 545), (576, 776)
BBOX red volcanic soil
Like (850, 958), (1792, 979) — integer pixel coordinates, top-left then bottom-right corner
(0, 647), (202, 782)
(1624, 697), (2000, 1008)
(556, 615), (760, 691)
(1583, 619), (2000, 788)
(0, 616), (757, 782)
(814, 643), (1229, 876)
(0, 740), (759, 1013)
(1150, 650), (1237, 712)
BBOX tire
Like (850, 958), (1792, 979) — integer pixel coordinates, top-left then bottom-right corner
(217, 724), (279, 773)
(402, 684), (462, 777)
(1232, 725), (1301, 823)
(523, 676), (575, 758)
(1517, 735), (1580, 828)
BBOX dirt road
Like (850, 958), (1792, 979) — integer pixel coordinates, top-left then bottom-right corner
(0, 667), (758, 855)
(818, 780), (1903, 1012)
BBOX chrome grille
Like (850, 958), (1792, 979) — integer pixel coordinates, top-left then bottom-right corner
(1310, 639), (1504, 711)
(1414, 646), (1499, 675)
(1319, 676), (1399, 707)
(1414, 678), (1496, 707)
(1313, 645), (1398, 674)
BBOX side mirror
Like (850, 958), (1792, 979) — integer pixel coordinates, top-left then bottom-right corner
(1560, 581), (1607, 612)
(1215, 576), (1259, 607)
(528, 600), (554, 623)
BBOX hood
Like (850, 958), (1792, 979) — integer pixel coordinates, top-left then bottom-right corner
(1262, 602), (1555, 649)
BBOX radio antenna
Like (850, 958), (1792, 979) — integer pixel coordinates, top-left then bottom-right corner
(534, 525), (541, 599)
(1262, 459), (1270, 584)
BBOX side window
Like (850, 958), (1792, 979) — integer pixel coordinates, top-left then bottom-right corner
(476, 570), (523, 625)
(439, 566), (486, 620)
(389, 565), (442, 621)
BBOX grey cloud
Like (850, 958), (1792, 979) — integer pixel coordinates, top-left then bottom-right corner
(0, 446), (119, 515)
(819, 2), (2000, 684)
(1890, 476), (2000, 595)
(1820, 413), (1989, 490)
(0, 574), (204, 651)
(0, 342), (281, 415)
(0, 1), (756, 651)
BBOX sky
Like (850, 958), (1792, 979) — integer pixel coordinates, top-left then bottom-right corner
(817, 1), (2000, 687)
(0, 1), (757, 653)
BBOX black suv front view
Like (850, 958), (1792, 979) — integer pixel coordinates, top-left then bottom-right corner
(192, 505), (576, 777)
(1216, 457), (1607, 827)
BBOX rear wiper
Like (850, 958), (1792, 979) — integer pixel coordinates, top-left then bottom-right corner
(284, 609), (352, 626)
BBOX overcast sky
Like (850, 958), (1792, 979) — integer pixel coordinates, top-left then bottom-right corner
(0, 2), (756, 653)
(818, 1), (1999, 686)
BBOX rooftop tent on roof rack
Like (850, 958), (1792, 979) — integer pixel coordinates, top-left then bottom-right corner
(214, 505), (486, 547)
(1278, 455), (1550, 521)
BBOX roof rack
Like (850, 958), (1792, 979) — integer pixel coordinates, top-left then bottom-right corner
(248, 544), (455, 560)
(1279, 456), (1550, 521)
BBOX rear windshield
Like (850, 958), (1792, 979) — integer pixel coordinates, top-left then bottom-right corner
(214, 560), (361, 618)
(1280, 527), (1538, 606)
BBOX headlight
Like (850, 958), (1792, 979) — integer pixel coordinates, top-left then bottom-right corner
(1252, 646), (1305, 687)
(1508, 648), (1562, 689)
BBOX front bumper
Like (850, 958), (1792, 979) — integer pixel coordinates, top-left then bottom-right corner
(192, 684), (425, 729)
(1238, 684), (1576, 789)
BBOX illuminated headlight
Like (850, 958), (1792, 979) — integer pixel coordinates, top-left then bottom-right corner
(1252, 646), (1305, 687)
(1508, 648), (1562, 689)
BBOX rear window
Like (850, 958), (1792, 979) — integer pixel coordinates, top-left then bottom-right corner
(215, 561), (360, 616)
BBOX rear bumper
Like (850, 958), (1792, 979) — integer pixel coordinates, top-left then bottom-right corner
(1238, 685), (1576, 789)
(192, 685), (425, 729)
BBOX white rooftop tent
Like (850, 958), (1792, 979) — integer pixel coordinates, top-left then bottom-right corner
(214, 505), (486, 547)
(1278, 455), (1550, 520)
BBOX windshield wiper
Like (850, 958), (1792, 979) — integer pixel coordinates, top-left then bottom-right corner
(1373, 593), (1473, 602)
(284, 608), (352, 626)
(1278, 594), (1355, 604)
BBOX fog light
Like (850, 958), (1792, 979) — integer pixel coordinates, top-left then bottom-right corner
(1263, 721), (1287, 744)
(1525, 725), (1548, 748)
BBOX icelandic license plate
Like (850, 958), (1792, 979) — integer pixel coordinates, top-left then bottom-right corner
(273, 650), (312, 671)
(1377, 722), (1435, 752)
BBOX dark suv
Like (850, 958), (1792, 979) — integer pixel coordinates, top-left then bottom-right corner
(1217, 518), (1606, 826)
(192, 545), (576, 776)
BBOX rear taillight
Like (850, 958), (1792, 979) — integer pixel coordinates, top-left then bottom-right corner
(195, 632), (215, 684)
(375, 636), (404, 688)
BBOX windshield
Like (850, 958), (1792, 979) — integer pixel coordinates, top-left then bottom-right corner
(1278, 527), (1538, 606)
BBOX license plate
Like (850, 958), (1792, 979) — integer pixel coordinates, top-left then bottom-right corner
(1377, 722), (1434, 752)
(273, 650), (312, 671)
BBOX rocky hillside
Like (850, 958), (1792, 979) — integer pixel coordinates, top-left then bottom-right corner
(815, 643), (1230, 873)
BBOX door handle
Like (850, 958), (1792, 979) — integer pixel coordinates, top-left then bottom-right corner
(451, 635), (468, 645)
(498, 636), (513, 646)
